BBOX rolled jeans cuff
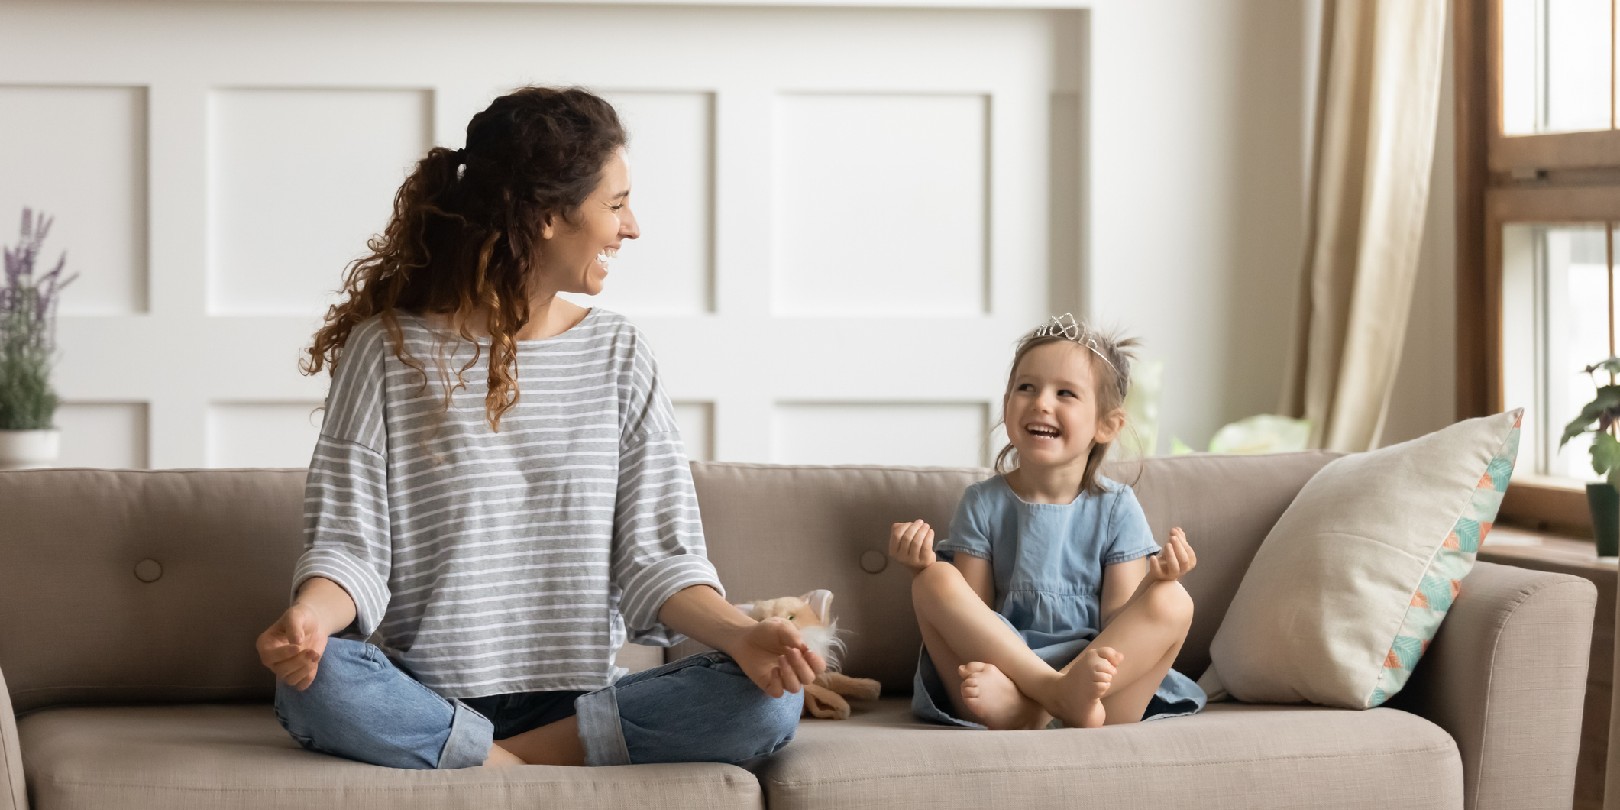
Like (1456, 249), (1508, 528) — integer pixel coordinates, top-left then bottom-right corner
(438, 699), (495, 769)
(575, 685), (630, 766)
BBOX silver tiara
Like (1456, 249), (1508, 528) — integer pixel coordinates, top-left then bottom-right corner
(1033, 313), (1118, 376)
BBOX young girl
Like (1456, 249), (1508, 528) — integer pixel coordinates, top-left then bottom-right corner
(255, 86), (822, 770)
(890, 313), (1205, 729)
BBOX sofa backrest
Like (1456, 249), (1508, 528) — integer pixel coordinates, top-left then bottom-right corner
(0, 468), (306, 714)
(689, 453), (1337, 691)
(0, 452), (1334, 712)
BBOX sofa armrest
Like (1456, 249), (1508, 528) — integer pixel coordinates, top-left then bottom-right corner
(1391, 560), (1596, 810)
(1, 664), (25, 810)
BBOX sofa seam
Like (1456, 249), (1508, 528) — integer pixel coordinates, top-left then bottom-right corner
(37, 776), (757, 793)
(1467, 575), (1593, 810)
(765, 742), (1461, 789)
(1, 720), (22, 810)
(697, 462), (989, 474)
(1467, 577), (1517, 810)
(689, 452), (1340, 475)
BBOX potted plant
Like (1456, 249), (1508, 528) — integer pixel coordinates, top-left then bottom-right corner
(1559, 357), (1620, 556)
(1, 208), (75, 468)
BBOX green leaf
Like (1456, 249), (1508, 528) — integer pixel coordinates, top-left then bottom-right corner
(1595, 431), (1620, 477)
(1207, 414), (1312, 454)
(1587, 358), (1620, 377)
(1561, 385), (1620, 448)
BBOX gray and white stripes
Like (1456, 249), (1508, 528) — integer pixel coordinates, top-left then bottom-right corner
(292, 309), (720, 698)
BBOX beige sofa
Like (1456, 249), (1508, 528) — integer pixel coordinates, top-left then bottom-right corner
(0, 453), (1597, 810)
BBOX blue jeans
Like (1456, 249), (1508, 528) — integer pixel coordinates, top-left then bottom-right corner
(274, 638), (803, 769)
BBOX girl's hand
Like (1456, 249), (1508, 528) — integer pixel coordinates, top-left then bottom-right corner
(889, 519), (937, 572)
(256, 603), (329, 691)
(1147, 527), (1196, 582)
(728, 617), (827, 698)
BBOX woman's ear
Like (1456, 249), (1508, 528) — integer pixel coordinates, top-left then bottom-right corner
(539, 213), (556, 241)
(1095, 408), (1127, 443)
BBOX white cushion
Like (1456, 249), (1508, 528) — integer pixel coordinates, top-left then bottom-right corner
(1198, 410), (1521, 708)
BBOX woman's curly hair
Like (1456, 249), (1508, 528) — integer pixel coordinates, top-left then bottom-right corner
(302, 86), (627, 431)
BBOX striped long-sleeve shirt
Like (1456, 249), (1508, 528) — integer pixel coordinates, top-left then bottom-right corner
(292, 308), (720, 698)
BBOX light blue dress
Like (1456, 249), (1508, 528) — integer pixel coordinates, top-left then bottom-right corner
(912, 474), (1207, 727)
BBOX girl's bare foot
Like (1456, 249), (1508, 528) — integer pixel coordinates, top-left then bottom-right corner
(959, 662), (1050, 730)
(1041, 646), (1121, 729)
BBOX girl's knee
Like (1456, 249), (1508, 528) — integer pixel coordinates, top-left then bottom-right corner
(1143, 580), (1194, 626)
(911, 560), (962, 603)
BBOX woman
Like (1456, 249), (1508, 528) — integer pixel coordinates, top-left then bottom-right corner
(256, 86), (821, 769)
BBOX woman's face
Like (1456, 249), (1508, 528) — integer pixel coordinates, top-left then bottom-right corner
(535, 147), (640, 297)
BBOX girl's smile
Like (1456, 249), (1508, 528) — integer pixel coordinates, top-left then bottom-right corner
(1004, 341), (1108, 470)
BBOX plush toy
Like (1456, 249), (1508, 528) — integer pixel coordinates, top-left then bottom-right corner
(736, 589), (881, 720)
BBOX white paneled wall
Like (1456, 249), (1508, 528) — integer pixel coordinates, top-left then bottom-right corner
(56, 403), (149, 469)
(599, 92), (715, 317)
(773, 403), (992, 467)
(208, 88), (433, 317)
(0, 86), (149, 316)
(206, 403), (325, 469)
(0, 0), (1085, 470)
(773, 93), (989, 317)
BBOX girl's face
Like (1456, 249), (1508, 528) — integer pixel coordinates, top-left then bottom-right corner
(1003, 341), (1120, 471)
(534, 147), (640, 297)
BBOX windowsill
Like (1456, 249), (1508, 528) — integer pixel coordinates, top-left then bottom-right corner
(1510, 473), (1586, 493)
(1500, 480), (1596, 538)
(1483, 524), (1616, 568)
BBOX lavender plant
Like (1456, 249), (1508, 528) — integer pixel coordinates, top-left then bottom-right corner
(1, 209), (76, 430)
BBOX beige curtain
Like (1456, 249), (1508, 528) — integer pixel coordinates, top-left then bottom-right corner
(1282, 0), (1447, 452)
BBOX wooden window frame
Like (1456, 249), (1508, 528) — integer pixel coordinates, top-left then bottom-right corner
(1457, 0), (1620, 535)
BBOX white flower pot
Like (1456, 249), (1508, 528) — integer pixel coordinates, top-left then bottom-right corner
(0, 429), (61, 469)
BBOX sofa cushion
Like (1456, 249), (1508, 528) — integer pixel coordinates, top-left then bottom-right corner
(687, 463), (984, 692)
(0, 456), (1336, 717)
(0, 469), (308, 714)
(686, 453), (1338, 693)
(19, 705), (761, 810)
(758, 699), (1462, 810)
(1200, 411), (1521, 709)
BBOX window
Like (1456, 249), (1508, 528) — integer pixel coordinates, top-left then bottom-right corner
(1501, 224), (1615, 481)
(1501, 0), (1615, 135)
(1458, 0), (1620, 533)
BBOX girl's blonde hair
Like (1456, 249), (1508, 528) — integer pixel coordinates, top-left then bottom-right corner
(992, 319), (1139, 495)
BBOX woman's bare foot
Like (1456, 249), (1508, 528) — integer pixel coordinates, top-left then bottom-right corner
(959, 662), (1050, 730)
(483, 743), (525, 767)
(1040, 646), (1121, 729)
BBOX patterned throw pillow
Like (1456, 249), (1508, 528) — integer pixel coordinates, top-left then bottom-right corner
(1198, 410), (1521, 709)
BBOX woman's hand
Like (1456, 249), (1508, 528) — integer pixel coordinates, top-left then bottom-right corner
(658, 585), (825, 698)
(727, 617), (827, 699)
(257, 578), (356, 690)
(889, 519), (937, 572)
(1147, 527), (1196, 582)
(256, 603), (329, 691)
